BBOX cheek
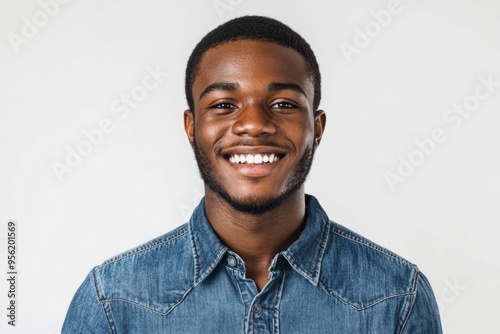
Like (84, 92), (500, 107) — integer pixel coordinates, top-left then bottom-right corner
(285, 119), (315, 150)
(194, 117), (229, 150)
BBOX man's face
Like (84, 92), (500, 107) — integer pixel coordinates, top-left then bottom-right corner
(184, 40), (325, 214)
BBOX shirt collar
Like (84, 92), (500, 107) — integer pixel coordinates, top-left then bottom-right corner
(280, 194), (330, 286)
(188, 198), (228, 286)
(188, 194), (330, 287)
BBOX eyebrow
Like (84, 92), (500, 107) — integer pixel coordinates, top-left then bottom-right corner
(267, 82), (307, 98)
(198, 81), (307, 100)
(199, 82), (239, 100)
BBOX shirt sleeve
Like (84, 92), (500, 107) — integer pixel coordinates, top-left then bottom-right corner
(62, 269), (112, 334)
(401, 271), (443, 334)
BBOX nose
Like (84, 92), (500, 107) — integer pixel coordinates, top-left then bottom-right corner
(231, 104), (276, 137)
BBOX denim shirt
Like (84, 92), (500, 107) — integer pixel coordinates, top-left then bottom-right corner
(63, 195), (442, 333)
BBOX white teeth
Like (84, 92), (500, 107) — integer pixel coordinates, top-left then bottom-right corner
(228, 153), (281, 164)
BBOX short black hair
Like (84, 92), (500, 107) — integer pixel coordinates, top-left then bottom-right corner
(185, 15), (321, 112)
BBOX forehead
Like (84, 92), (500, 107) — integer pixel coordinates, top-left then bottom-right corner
(193, 39), (313, 100)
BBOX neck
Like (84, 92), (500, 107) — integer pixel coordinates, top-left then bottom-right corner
(204, 187), (306, 290)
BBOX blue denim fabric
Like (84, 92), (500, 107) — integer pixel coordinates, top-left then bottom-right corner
(63, 195), (442, 333)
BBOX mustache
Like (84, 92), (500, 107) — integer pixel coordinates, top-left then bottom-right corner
(214, 139), (291, 156)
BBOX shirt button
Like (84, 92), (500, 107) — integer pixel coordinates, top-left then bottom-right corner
(227, 255), (237, 267)
(252, 303), (262, 315)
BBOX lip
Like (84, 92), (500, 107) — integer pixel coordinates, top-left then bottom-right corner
(224, 155), (283, 177)
(220, 146), (287, 178)
(221, 145), (288, 157)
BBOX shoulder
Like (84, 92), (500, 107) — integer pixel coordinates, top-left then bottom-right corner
(319, 220), (420, 310)
(99, 223), (190, 267)
(91, 223), (195, 313)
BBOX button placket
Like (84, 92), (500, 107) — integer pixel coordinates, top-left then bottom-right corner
(252, 303), (262, 317)
(227, 255), (237, 267)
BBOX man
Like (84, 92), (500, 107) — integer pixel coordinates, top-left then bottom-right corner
(63, 15), (442, 333)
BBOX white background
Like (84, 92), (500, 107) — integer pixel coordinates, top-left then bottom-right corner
(1, 0), (499, 333)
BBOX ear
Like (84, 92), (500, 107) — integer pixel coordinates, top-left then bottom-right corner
(184, 109), (195, 147)
(313, 109), (326, 148)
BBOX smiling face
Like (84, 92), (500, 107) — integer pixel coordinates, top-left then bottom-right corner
(184, 39), (325, 214)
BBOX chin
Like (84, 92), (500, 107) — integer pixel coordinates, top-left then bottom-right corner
(210, 181), (301, 215)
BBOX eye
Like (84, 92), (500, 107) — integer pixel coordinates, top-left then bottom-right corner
(210, 102), (237, 109)
(272, 101), (299, 109)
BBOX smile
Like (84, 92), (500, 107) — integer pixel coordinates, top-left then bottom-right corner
(227, 153), (283, 164)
